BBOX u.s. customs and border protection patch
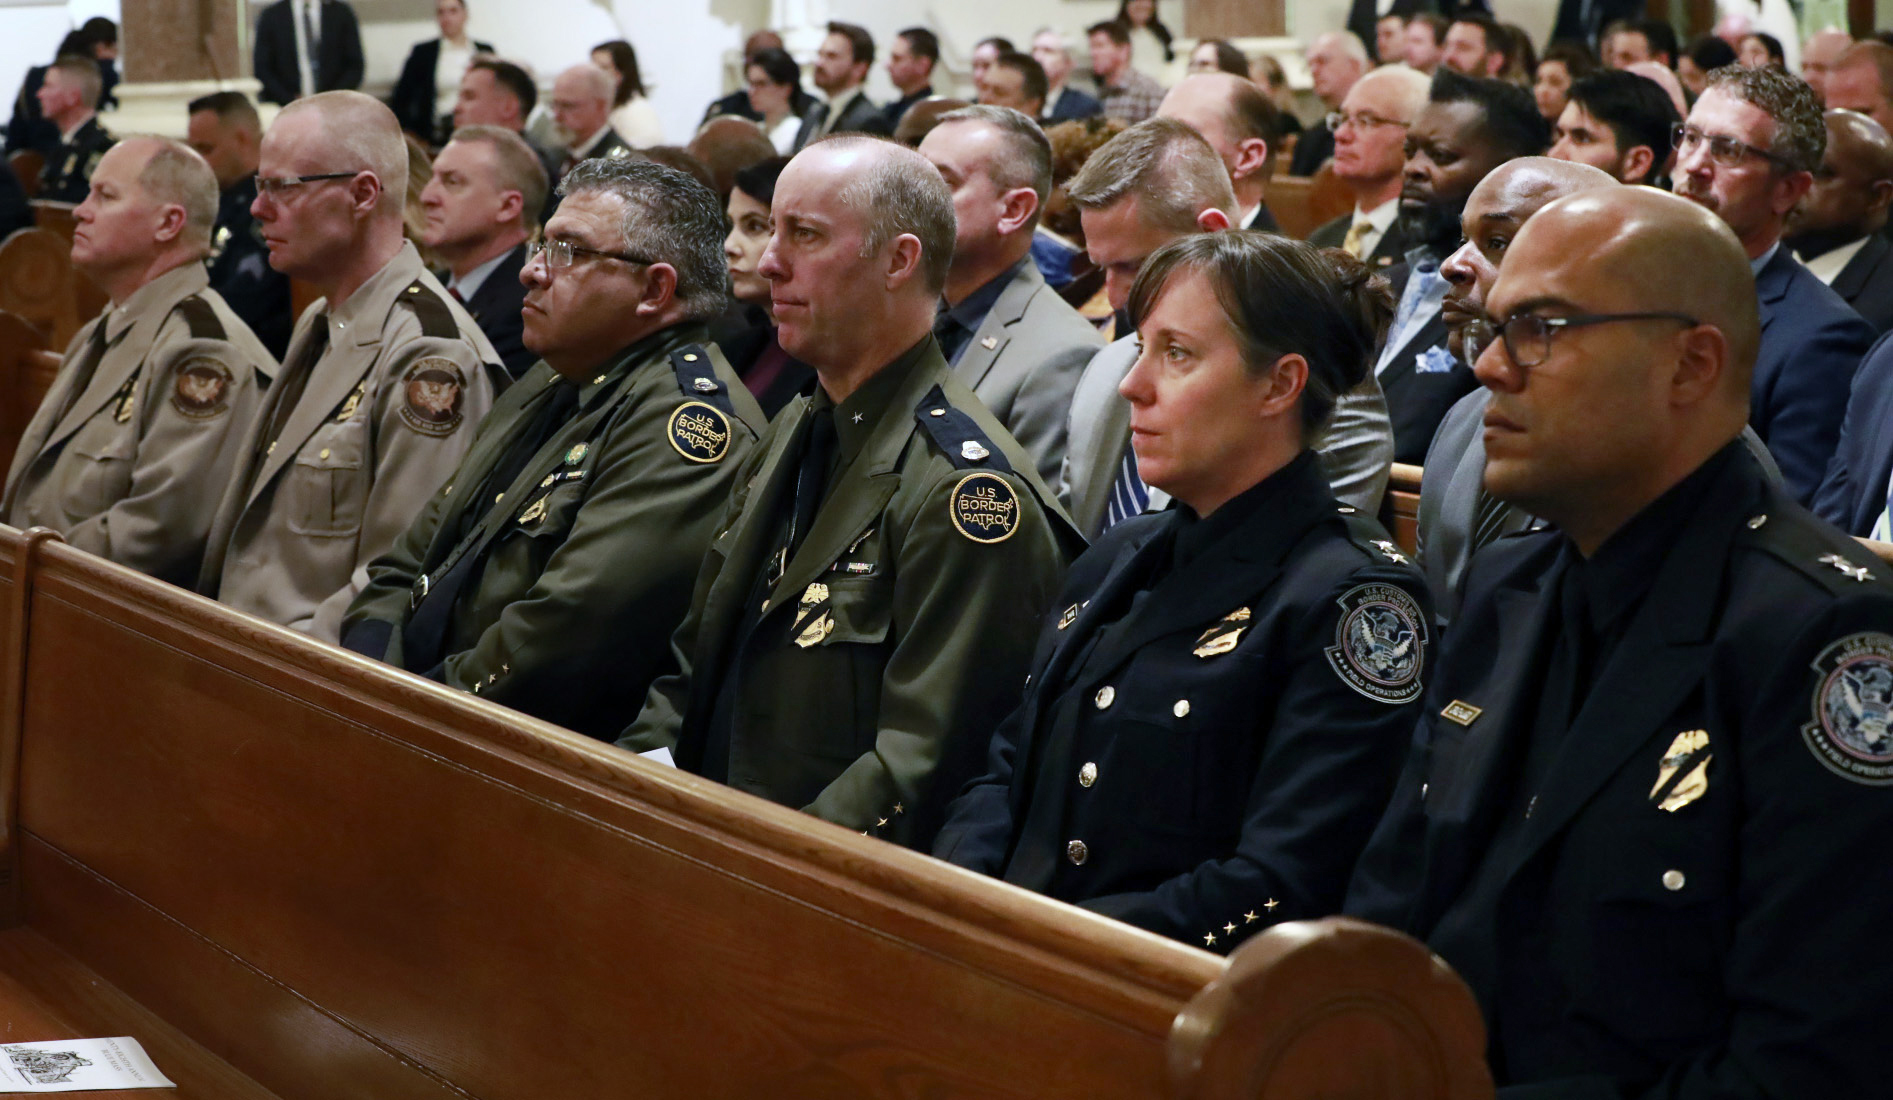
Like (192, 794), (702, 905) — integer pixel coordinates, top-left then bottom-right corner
(1803, 632), (1893, 785)
(948, 471), (1019, 543)
(668, 401), (732, 463)
(172, 358), (233, 419)
(1324, 583), (1426, 704)
(399, 358), (466, 436)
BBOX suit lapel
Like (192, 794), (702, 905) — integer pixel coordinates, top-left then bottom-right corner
(954, 266), (1035, 393)
(464, 245), (526, 324)
(1832, 234), (1888, 302)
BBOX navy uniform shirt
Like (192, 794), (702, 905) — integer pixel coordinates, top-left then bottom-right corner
(207, 176), (293, 360)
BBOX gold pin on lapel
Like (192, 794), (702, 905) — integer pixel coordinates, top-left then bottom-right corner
(1057, 603), (1079, 630)
(1441, 700), (1483, 726)
(1651, 729), (1711, 812)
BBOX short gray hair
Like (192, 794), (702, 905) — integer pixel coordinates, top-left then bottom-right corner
(278, 91), (410, 217)
(447, 125), (549, 231)
(1702, 64), (1825, 173)
(130, 136), (219, 252)
(938, 105), (1052, 222)
(819, 134), (957, 296)
(558, 157), (731, 321)
(1065, 116), (1237, 232)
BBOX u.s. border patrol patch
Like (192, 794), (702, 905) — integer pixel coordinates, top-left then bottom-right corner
(668, 401), (732, 463)
(172, 358), (232, 419)
(399, 358), (465, 436)
(1803, 632), (1893, 785)
(1324, 583), (1426, 703)
(948, 471), (1019, 543)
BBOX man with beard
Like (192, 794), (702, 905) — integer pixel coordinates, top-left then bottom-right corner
(1376, 69), (1547, 464)
(791, 22), (889, 151)
(1672, 64), (1873, 504)
(1786, 109), (1893, 334)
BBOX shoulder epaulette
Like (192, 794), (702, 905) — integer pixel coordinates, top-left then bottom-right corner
(1742, 507), (1890, 591)
(667, 344), (735, 415)
(172, 294), (225, 341)
(913, 384), (1014, 474)
(398, 279), (458, 339)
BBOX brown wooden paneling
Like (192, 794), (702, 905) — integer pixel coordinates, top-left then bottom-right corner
(1186, 0), (1288, 39)
(0, 230), (78, 350)
(1383, 462), (1423, 555)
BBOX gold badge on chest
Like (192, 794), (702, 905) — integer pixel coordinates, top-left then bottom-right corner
(1193, 607), (1251, 658)
(793, 582), (833, 648)
(1650, 729), (1712, 812)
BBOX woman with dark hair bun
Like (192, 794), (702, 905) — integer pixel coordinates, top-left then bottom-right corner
(934, 232), (1434, 955)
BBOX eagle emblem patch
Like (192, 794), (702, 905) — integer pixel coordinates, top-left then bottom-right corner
(1804, 632), (1893, 785)
(172, 359), (232, 419)
(399, 358), (465, 436)
(1325, 583), (1426, 704)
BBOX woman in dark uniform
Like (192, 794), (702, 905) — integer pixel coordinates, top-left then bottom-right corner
(934, 232), (1432, 954)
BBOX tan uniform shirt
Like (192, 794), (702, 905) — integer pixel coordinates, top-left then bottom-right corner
(3, 263), (271, 585)
(199, 242), (499, 641)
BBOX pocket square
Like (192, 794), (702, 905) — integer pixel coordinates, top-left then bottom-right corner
(1416, 345), (1459, 374)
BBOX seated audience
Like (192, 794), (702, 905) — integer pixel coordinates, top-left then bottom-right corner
(35, 54), (115, 203)
(977, 52), (1050, 120)
(685, 115), (775, 201)
(745, 47), (809, 155)
(1672, 64), (1873, 503)
(1248, 53), (1304, 137)
(1351, 183), (1893, 1100)
(713, 156), (813, 416)
(1532, 41), (1596, 122)
(1290, 32), (1369, 175)
(252, 0), (364, 105)
(1309, 65), (1431, 267)
(1739, 32), (1787, 70)
(187, 91), (293, 358)
(454, 57), (563, 202)
(882, 27), (939, 130)
(1089, 20), (1165, 124)
(1188, 39), (1250, 77)
(919, 105), (1102, 485)
(1115, 0), (1174, 83)
(969, 36), (1015, 92)
(1032, 29), (1103, 123)
(1678, 34), (1738, 99)
(1603, 17), (1676, 70)
(1815, 329), (1893, 535)
(1404, 14), (1447, 77)
(7, 30), (96, 159)
(1548, 0), (1638, 59)
(343, 159), (764, 740)
(3, 136), (270, 585)
(1376, 70), (1548, 464)
(1787, 109), (1893, 333)
(1371, 12), (1408, 66)
(1037, 116), (1126, 297)
(616, 136), (1081, 851)
(389, 0), (491, 145)
(198, 92), (498, 641)
(551, 64), (632, 171)
(1548, 69), (1680, 185)
(1495, 22), (1539, 88)
(1824, 42), (1893, 133)
(1158, 73), (1281, 232)
(419, 126), (546, 379)
(935, 231), (1428, 955)
(703, 30), (782, 124)
(792, 22), (889, 151)
(1442, 14), (1506, 78)
(1801, 29), (1854, 102)
(592, 40), (663, 149)
(1059, 118), (1394, 531)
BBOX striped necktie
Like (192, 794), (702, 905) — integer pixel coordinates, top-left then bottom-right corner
(1101, 442), (1149, 532)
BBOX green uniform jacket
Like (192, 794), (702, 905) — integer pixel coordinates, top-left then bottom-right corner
(342, 325), (765, 741)
(620, 337), (1085, 849)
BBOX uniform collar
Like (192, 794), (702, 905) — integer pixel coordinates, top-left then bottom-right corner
(941, 256), (1027, 331)
(1169, 449), (1325, 569)
(577, 322), (708, 407)
(102, 261), (209, 343)
(812, 334), (931, 470)
(327, 241), (426, 347)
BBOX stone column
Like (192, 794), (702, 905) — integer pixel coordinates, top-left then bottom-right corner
(104, 0), (267, 138)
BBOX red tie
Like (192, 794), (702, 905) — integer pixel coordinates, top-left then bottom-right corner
(448, 285), (466, 304)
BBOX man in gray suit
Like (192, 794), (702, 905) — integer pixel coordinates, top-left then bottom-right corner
(918, 106), (1101, 486)
(1056, 118), (1395, 538)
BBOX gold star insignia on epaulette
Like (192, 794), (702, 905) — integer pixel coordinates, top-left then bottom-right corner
(1203, 932), (1216, 946)
(1222, 922), (1236, 934)
(1243, 911), (1258, 923)
(1264, 898), (1280, 911)
(1819, 553), (1873, 582)
(892, 803), (904, 815)
(876, 817), (889, 828)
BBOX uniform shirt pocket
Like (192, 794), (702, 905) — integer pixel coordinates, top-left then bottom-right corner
(1106, 692), (1244, 839)
(286, 426), (366, 538)
(775, 575), (891, 759)
(66, 418), (136, 518)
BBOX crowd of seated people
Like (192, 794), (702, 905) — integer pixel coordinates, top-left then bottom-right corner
(6, 7), (1893, 1096)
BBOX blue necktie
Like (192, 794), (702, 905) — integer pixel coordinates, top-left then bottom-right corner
(1101, 442), (1149, 532)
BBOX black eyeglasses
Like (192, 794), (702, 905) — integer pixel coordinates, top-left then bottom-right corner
(1493, 311), (1701, 367)
(254, 171), (363, 198)
(1671, 124), (1792, 169)
(526, 239), (659, 269)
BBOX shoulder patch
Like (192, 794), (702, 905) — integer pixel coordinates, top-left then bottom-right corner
(668, 344), (736, 416)
(1324, 583), (1427, 704)
(171, 358), (233, 419)
(948, 471), (1020, 543)
(1803, 632), (1893, 785)
(914, 384), (1014, 473)
(668, 401), (733, 463)
(399, 358), (466, 436)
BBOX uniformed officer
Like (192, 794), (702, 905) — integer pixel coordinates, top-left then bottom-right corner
(618, 135), (1083, 849)
(187, 91), (293, 359)
(342, 159), (765, 740)
(934, 233), (1429, 954)
(1347, 187), (1893, 1097)
(199, 91), (498, 642)
(34, 54), (115, 204)
(3, 136), (270, 585)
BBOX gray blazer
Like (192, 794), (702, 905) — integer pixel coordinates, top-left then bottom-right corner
(956, 262), (1103, 488)
(1057, 335), (1395, 538)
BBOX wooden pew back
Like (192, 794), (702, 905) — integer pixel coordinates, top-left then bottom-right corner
(7, 151), (42, 200)
(0, 311), (57, 486)
(0, 534), (1489, 1100)
(0, 229), (78, 350)
(1384, 462), (1423, 556)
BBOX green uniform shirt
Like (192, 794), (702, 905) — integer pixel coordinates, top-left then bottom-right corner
(344, 324), (765, 741)
(620, 337), (1084, 848)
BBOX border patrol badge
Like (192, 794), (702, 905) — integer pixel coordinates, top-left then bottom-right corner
(172, 359), (232, 419)
(1803, 632), (1893, 785)
(1193, 607), (1252, 658)
(1325, 583), (1426, 704)
(1651, 730), (1712, 811)
(668, 401), (732, 463)
(948, 472), (1019, 543)
(399, 358), (466, 436)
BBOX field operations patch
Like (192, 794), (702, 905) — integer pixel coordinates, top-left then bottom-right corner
(1803, 632), (1893, 785)
(1324, 583), (1426, 704)
(171, 358), (232, 419)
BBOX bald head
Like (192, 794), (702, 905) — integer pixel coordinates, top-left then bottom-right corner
(1478, 156), (1618, 209)
(1158, 73), (1278, 193)
(893, 96), (970, 147)
(552, 64), (615, 143)
(1786, 109), (1893, 253)
(1307, 31), (1370, 106)
(1353, 64), (1431, 114)
(1803, 30), (1854, 99)
(272, 91), (408, 221)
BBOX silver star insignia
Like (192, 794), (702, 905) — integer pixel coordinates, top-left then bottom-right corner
(1203, 932), (1216, 946)
(852, 412), (863, 424)
(1819, 553), (1873, 582)
(1372, 539), (1409, 563)
(1222, 922), (1236, 934)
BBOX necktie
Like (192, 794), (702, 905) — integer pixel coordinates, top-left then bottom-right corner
(783, 407), (838, 569)
(1101, 440), (1149, 532)
(933, 308), (970, 365)
(448, 285), (466, 305)
(302, 1), (323, 89)
(49, 321), (110, 427)
(1343, 219), (1372, 260)
(255, 313), (328, 471)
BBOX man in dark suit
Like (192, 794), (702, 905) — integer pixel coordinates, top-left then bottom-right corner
(419, 127), (545, 381)
(1549, 0), (1643, 54)
(1289, 32), (1369, 176)
(253, 0), (364, 106)
(1352, 182), (1893, 1100)
(702, 30), (781, 124)
(551, 64), (632, 173)
(1159, 74), (1283, 233)
(1030, 30), (1102, 124)
(32, 55), (114, 204)
(1375, 69), (1548, 464)
(1309, 66), (1431, 269)
(453, 58), (561, 205)
(1349, 0), (1427, 63)
(881, 27), (937, 131)
(187, 91), (292, 359)
(793, 22), (889, 152)
(1788, 109), (1893, 335)
(1674, 66), (1875, 504)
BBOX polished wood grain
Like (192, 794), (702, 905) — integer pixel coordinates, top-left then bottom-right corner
(1384, 462), (1423, 556)
(0, 230), (78, 350)
(0, 312), (56, 487)
(1268, 165), (1353, 241)
(7, 152), (42, 201)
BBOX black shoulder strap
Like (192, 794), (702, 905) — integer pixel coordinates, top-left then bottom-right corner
(668, 343), (735, 415)
(398, 278), (459, 338)
(173, 294), (225, 341)
(913, 383), (1014, 474)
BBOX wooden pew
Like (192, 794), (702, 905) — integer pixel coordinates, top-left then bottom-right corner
(1265, 165), (1352, 241)
(0, 228), (79, 350)
(30, 200), (75, 243)
(7, 151), (42, 200)
(0, 530), (1493, 1099)
(1384, 462), (1423, 556)
(0, 312), (59, 486)
(27, 201), (106, 331)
